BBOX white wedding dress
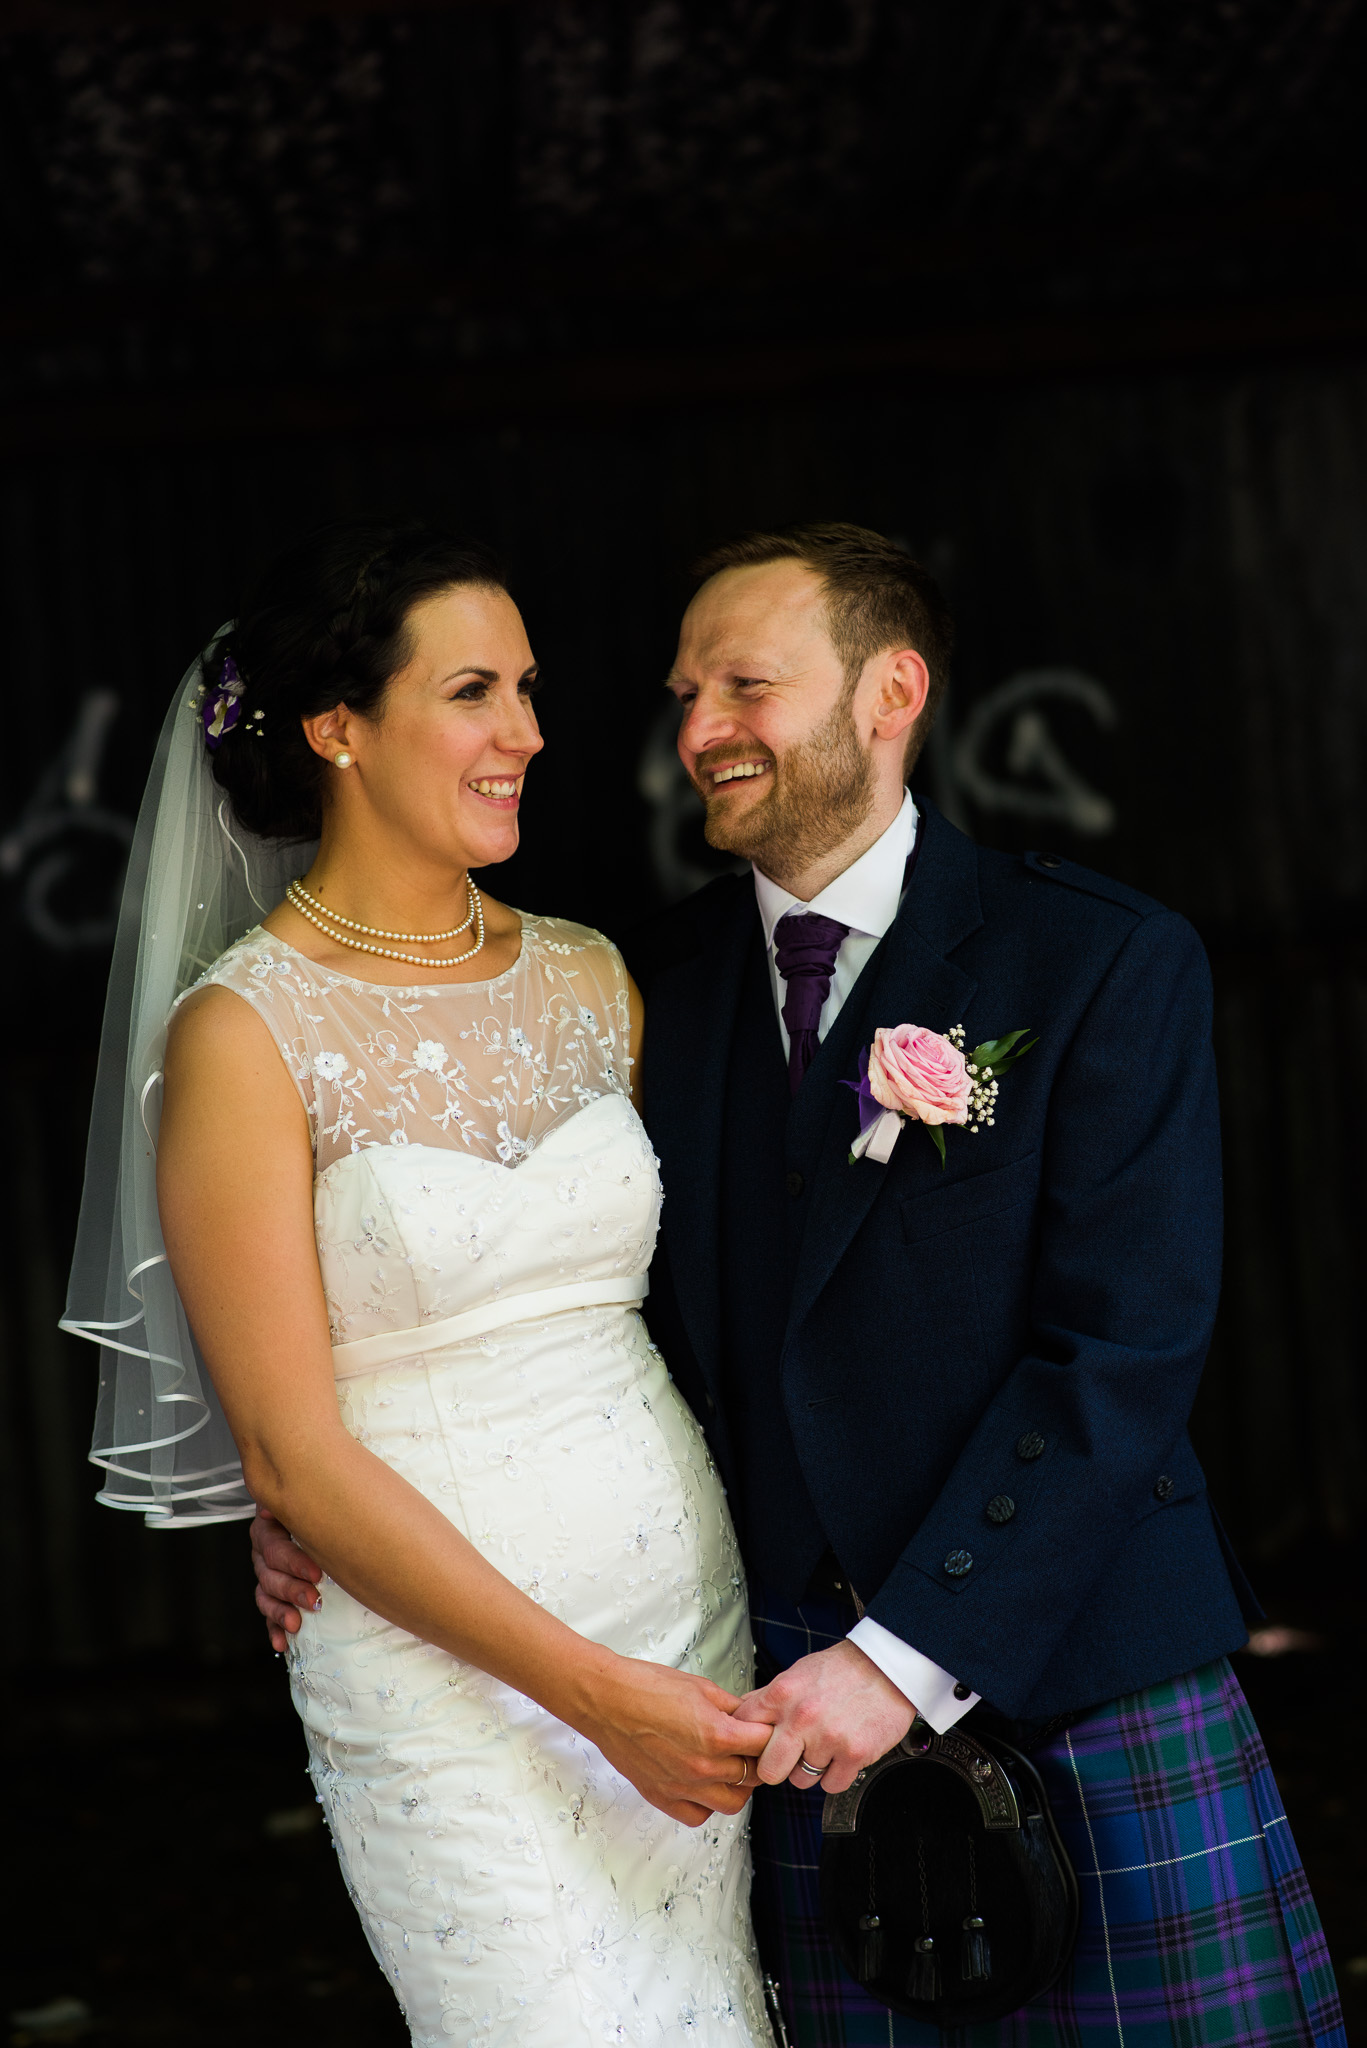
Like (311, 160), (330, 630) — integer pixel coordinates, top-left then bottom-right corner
(193, 915), (772, 2048)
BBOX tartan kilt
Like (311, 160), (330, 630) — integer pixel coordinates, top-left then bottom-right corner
(748, 1591), (1346, 2048)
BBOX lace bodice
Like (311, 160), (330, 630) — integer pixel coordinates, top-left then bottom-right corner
(183, 912), (633, 1175)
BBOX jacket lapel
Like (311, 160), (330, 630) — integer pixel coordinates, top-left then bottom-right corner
(785, 805), (985, 1342)
(645, 879), (757, 1391)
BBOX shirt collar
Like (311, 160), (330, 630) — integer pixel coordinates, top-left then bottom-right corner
(752, 789), (919, 954)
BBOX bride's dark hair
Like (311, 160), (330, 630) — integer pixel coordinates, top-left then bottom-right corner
(210, 514), (507, 841)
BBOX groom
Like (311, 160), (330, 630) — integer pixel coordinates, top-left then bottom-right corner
(253, 525), (1342, 2046)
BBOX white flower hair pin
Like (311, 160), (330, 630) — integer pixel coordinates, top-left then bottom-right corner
(846, 1023), (1037, 1167)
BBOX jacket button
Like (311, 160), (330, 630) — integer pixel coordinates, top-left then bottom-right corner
(1037, 854), (1062, 869)
(1154, 1474), (1175, 1501)
(1016, 1431), (1046, 1461)
(953, 1681), (972, 1700)
(985, 1494), (1016, 1524)
(944, 1549), (973, 1577)
(786, 1170), (804, 1197)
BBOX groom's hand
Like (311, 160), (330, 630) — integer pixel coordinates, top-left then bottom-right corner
(735, 1640), (915, 1795)
(251, 1507), (322, 1652)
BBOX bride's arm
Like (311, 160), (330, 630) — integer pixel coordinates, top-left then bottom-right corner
(159, 986), (768, 1827)
(626, 968), (645, 1115)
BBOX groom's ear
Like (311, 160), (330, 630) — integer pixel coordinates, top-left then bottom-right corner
(867, 647), (930, 744)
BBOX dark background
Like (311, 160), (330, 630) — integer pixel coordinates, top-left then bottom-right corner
(2, 3), (1365, 2042)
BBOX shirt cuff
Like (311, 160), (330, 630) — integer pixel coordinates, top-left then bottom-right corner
(847, 1615), (980, 1734)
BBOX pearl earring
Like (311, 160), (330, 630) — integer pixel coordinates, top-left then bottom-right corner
(333, 750), (353, 768)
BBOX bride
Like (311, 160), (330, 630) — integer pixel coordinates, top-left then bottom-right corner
(65, 516), (777, 2047)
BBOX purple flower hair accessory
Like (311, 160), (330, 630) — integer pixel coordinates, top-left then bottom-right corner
(202, 654), (246, 751)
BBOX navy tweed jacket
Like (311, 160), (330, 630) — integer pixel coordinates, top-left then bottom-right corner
(623, 801), (1257, 1723)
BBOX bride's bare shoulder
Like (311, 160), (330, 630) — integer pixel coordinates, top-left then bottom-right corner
(165, 978), (292, 1090)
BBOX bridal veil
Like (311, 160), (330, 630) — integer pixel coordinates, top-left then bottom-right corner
(62, 635), (312, 1525)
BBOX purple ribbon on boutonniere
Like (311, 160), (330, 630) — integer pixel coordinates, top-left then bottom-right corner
(840, 1047), (904, 1164)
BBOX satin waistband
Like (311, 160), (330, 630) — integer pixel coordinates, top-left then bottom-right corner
(330, 1273), (649, 1380)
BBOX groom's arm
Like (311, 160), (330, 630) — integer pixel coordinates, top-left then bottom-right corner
(741, 907), (1224, 1774)
(859, 907), (1225, 1712)
(845, 1616), (978, 1730)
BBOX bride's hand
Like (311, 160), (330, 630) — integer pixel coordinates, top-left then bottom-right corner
(251, 1507), (322, 1653)
(252, 1504), (767, 1826)
(575, 1658), (775, 1829)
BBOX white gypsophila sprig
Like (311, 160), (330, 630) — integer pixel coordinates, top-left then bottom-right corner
(948, 1026), (999, 1133)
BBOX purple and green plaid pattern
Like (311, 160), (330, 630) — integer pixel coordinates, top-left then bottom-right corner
(749, 1590), (1346, 2048)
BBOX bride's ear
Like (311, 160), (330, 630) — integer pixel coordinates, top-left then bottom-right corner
(302, 705), (356, 764)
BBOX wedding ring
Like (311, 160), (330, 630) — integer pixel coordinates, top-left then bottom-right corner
(732, 1765), (749, 1788)
(798, 1759), (829, 1777)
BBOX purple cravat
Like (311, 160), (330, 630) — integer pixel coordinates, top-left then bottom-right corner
(774, 910), (850, 1095)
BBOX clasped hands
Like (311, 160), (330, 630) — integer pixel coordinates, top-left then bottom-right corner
(251, 1510), (915, 1823)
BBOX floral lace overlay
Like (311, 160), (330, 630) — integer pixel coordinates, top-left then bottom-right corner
(181, 915), (773, 2046)
(187, 912), (633, 1173)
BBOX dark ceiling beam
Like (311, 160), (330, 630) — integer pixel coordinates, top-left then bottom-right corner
(3, 288), (1366, 454)
(0, 0), (494, 29)
(0, 188), (1356, 349)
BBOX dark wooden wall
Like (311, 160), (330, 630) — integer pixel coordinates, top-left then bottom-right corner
(2, 0), (1365, 1666)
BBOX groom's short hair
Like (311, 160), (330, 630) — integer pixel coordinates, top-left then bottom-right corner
(690, 523), (954, 764)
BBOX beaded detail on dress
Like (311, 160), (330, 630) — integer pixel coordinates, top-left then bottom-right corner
(185, 911), (632, 1172)
(182, 914), (773, 2047)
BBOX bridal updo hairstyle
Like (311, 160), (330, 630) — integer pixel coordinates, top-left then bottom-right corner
(209, 514), (508, 842)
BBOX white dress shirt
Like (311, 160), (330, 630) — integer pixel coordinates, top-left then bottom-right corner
(751, 790), (981, 1735)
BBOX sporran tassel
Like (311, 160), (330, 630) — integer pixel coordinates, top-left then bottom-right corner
(906, 1834), (940, 2002)
(857, 1838), (883, 1979)
(961, 1915), (991, 1981)
(907, 1935), (940, 2002)
(961, 1839), (991, 1980)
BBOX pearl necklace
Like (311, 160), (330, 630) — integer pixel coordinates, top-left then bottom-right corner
(288, 875), (475, 943)
(287, 877), (486, 969)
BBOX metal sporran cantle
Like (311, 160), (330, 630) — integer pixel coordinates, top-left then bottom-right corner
(819, 1719), (1080, 2026)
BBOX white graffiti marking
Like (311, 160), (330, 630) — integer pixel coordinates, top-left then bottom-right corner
(1, 689), (134, 950)
(952, 668), (1117, 836)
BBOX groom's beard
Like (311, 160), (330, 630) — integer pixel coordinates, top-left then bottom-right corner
(696, 688), (876, 877)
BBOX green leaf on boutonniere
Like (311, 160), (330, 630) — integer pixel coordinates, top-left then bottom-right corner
(971, 1028), (1037, 1077)
(927, 1125), (947, 1168)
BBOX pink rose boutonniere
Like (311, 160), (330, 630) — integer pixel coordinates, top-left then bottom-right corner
(846, 1022), (1037, 1167)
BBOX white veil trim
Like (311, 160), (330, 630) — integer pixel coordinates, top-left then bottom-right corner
(62, 634), (315, 1526)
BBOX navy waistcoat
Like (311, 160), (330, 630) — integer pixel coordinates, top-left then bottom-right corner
(718, 926), (827, 1591)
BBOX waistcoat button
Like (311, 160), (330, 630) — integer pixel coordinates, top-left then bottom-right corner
(1016, 1431), (1046, 1460)
(985, 1494), (1016, 1524)
(1037, 854), (1062, 869)
(1153, 1474), (1175, 1501)
(943, 1549), (974, 1577)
